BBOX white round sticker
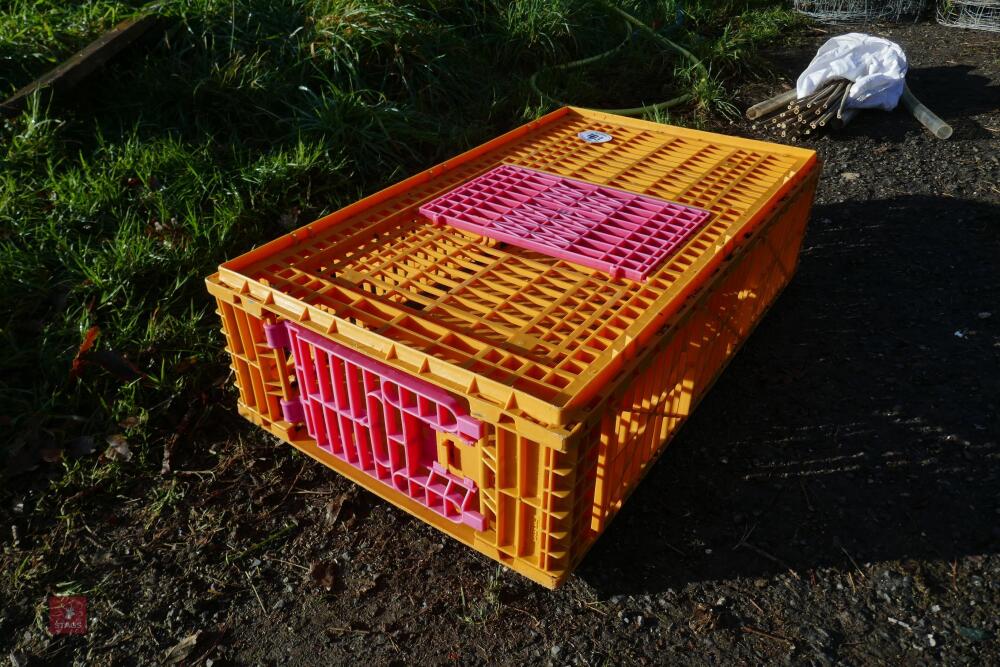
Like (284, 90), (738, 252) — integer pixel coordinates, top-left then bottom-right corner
(577, 130), (613, 144)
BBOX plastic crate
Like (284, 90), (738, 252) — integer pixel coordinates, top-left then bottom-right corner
(207, 107), (819, 588)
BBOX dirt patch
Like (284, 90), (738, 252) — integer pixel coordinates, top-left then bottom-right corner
(3, 21), (998, 666)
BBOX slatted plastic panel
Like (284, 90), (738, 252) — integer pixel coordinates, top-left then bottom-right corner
(419, 164), (711, 281)
(265, 321), (487, 530)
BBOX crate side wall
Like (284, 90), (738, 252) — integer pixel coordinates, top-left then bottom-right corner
(210, 285), (298, 430)
(580, 170), (817, 548)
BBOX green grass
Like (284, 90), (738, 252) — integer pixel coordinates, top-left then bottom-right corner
(0, 0), (801, 483)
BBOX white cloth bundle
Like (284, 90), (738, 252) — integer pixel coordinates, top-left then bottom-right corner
(796, 33), (907, 111)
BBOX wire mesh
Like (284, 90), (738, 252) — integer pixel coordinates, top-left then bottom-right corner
(937, 0), (1000, 31)
(793, 0), (928, 22)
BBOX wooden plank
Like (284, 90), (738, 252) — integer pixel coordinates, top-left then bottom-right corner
(1, 14), (161, 116)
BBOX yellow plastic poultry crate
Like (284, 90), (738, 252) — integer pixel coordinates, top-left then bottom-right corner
(206, 107), (819, 588)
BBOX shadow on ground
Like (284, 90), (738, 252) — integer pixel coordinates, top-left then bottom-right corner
(835, 65), (1000, 141)
(580, 195), (1000, 596)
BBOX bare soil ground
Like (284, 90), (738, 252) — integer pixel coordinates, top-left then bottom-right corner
(3, 21), (999, 666)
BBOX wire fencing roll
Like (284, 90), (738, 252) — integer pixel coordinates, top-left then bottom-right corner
(937, 0), (1000, 31)
(792, 0), (928, 23)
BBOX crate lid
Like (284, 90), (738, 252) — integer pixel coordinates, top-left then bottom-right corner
(419, 164), (711, 281)
(216, 107), (816, 438)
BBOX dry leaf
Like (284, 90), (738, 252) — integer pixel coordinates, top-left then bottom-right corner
(119, 416), (141, 429)
(278, 206), (301, 230)
(323, 491), (353, 527)
(309, 560), (337, 591)
(323, 497), (343, 527)
(87, 349), (144, 382)
(161, 404), (201, 475)
(105, 434), (132, 462)
(40, 447), (63, 463)
(689, 603), (720, 634)
(69, 325), (100, 380)
(164, 631), (202, 664)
